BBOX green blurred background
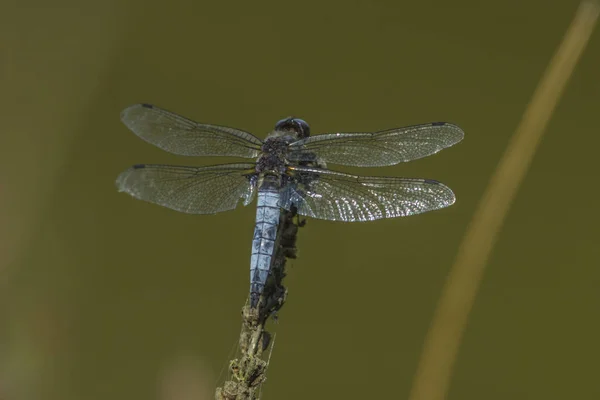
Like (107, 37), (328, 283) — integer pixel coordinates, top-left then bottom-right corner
(2, 1), (599, 399)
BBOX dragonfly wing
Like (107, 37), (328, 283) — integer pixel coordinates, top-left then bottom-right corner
(288, 122), (464, 167)
(116, 163), (257, 214)
(279, 166), (455, 222)
(121, 104), (263, 158)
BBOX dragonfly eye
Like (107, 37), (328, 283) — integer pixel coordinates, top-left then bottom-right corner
(274, 117), (311, 138)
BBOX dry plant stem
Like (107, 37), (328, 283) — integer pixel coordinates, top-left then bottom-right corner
(215, 208), (303, 400)
(408, 3), (600, 400)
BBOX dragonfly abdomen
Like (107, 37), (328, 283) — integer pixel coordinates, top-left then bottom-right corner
(250, 187), (280, 307)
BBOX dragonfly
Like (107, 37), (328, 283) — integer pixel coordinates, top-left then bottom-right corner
(116, 104), (464, 306)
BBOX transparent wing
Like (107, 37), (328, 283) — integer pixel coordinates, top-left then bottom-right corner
(116, 163), (257, 214)
(279, 166), (455, 222)
(288, 122), (464, 167)
(121, 104), (263, 157)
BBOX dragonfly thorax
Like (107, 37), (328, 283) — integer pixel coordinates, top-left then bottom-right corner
(256, 137), (290, 173)
(261, 136), (292, 154)
(256, 151), (287, 176)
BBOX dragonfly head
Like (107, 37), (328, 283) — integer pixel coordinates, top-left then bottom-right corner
(274, 117), (311, 139)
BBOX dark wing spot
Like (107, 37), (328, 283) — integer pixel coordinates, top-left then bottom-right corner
(132, 164), (146, 169)
(432, 122), (446, 126)
(141, 103), (154, 109)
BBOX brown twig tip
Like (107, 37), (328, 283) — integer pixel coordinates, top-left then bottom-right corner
(215, 208), (305, 400)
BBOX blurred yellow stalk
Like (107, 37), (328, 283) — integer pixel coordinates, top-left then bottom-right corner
(409, 2), (600, 400)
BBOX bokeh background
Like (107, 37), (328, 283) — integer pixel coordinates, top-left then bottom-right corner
(2, 1), (599, 399)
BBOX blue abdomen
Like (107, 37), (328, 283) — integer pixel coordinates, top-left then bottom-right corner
(250, 189), (280, 306)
